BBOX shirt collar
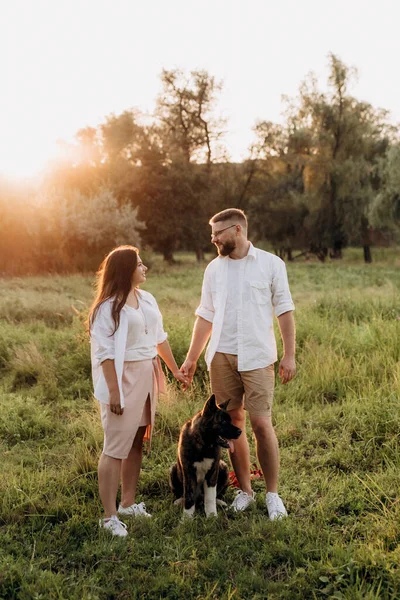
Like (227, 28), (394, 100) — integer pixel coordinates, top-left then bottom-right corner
(118, 290), (153, 311)
(136, 290), (153, 306)
(218, 241), (257, 262)
(247, 242), (257, 259)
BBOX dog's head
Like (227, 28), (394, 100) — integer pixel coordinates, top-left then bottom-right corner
(201, 395), (242, 451)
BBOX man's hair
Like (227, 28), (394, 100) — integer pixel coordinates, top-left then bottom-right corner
(209, 208), (247, 229)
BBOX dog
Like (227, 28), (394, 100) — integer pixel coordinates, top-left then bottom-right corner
(170, 394), (242, 518)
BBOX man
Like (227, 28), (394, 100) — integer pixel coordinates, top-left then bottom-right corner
(181, 208), (296, 519)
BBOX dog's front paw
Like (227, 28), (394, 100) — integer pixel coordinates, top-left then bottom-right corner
(205, 510), (218, 518)
(216, 499), (227, 507)
(174, 497), (184, 506)
(182, 506), (195, 520)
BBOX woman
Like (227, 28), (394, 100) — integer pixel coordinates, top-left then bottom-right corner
(89, 245), (187, 537)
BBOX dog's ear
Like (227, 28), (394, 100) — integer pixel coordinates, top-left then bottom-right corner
(218, 399), (231, 412)
(202, 394), (217, 417)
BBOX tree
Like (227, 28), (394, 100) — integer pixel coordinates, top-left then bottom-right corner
(29, 187), (145, 271)
(369, 144), (400, 244)
(148, 69), (226, 260)
(284, 54), (394, 261)
(156, 69), (225, 166)
(245, 121), (310, 259)
(101, 110), (142, 163)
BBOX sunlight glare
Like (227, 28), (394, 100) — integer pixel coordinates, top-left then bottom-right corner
(0, 138), (60, 180)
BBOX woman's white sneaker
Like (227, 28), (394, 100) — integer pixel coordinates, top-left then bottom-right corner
(230, 490), (256, 512)
(99, 515), (128, 537)
(118, 502), (152, 518)
(266, 492), (287, 520)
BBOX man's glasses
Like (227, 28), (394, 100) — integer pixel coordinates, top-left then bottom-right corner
(211, 224), (237, 239)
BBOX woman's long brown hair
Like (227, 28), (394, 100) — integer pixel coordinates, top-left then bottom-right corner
(88, 245), (139, 335)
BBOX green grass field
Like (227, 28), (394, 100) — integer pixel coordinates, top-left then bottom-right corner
(1, 249), (400, 599)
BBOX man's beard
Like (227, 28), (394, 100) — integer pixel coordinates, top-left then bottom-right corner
(216, 239), (236, 256)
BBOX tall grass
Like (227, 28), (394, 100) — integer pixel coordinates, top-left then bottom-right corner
(1, 250), (400, 599)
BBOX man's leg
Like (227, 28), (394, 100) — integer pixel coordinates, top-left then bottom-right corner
(227, 406), (252, 496)
(249, 414), (287, 519)
(240, 365), (277, 490)
(210, 353), (255, 509)
(240, 365), (287, 518)
(248, 415), (279, 493)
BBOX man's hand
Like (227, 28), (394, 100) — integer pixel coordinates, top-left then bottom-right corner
(180, 358), (198, 386)
(109, 390), (124, 415)
(278, 355), (296, 384)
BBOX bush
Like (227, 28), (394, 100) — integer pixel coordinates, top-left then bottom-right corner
(0, 187), (145, 274)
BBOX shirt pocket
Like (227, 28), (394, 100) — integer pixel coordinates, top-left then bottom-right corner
(249, 280), (270, 305)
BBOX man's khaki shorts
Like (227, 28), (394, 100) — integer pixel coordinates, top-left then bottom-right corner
(209, 352), (275, 418)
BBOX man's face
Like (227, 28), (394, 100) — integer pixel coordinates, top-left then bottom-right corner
(210, 222), (238, 256)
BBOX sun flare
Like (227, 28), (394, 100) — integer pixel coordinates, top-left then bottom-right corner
(0, 139), (59, 180)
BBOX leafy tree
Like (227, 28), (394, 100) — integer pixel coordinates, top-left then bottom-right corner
(27, 187), (145, 271)
(281, 54), (394, 261)
(245, 121), (309, 259)
(156, 69), (225, 165)
(140, 69), (227, 260)
(369, 144), (400, 243)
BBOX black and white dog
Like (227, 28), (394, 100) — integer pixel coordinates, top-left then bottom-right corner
(170, 394), (242, 518)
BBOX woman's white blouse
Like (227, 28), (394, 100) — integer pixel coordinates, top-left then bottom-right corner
(90, 290), (168, 407)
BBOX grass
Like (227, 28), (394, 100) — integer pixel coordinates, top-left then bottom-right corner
(1, 249), (400, 599)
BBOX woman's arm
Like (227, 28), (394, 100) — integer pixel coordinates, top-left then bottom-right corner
(101, 359), (124, 415)
(91, 303), (123, 414)
(157, 340), (189, 387)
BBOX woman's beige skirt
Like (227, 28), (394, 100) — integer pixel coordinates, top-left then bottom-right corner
(100, 357), (165, 459)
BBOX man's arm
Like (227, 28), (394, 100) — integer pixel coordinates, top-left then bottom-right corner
(181, 316), (212, 383)
(277, 310), (296, 384)
(182, 263), (215, 384)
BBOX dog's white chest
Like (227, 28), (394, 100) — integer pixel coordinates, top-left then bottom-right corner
(193, 458), (214, 483)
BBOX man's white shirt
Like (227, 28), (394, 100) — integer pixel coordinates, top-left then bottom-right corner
(195, 243), (295, 371)
(217, 256), (245, 354)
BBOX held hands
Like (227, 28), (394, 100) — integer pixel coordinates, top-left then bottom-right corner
(278, 355), (296, 384)
(109, 390), (124, 415)
(180, 358), (197, 389)
(173, 370), (190, 391)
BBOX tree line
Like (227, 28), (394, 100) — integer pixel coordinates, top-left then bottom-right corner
(1, 53), (399, 274)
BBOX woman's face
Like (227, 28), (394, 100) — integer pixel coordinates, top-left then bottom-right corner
(131, 255), (147, 287)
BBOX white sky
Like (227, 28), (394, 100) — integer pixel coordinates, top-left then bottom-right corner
(1, 0), (399, 177)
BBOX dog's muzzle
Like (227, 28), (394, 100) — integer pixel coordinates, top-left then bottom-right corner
(216, 436), (231, 449)
(217, 427), (242, 451)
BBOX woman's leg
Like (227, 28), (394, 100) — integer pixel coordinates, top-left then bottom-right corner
(120, 425), (147, 507)
(98, 453), (122, 517)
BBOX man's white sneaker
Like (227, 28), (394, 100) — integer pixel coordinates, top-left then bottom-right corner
(118, 502), (152, 518)
(266, 492), (288, 520)
(99, 515), (128, 537)
(230, 490), (256, 512)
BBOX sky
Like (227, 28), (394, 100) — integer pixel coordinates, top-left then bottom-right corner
(1, 0), (399, 178)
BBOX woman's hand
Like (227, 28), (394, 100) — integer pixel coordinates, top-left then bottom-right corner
(173, 370), (190, 391)
(109, 390), (124, 415)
